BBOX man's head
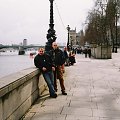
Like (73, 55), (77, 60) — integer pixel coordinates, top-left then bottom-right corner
(38, 48), (44, 55)
(52, 42), (58, 50)
(64, 47), (67, 51)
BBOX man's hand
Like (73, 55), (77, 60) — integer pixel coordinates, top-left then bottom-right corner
(52, 67), (55, 71)
(42, 67), (47, 71)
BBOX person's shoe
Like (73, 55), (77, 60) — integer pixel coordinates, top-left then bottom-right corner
(62, 92), (67, 95)
(50, 93), (57, 98)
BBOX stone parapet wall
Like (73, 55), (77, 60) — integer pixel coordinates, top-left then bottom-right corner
(91, 46), (112, 59)
(0, 67), (47, 120)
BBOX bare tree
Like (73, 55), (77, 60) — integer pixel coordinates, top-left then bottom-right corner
(83, 0), (120, 52)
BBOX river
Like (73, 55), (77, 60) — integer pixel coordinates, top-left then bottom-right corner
(0, 51), (36, 78)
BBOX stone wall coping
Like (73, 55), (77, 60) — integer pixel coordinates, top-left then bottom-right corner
(0, 67), (40, 97)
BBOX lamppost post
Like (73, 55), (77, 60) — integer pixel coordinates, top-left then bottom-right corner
(67, 25), (70, 51)
(114, 0), (119, 53)
(45, 0), (56, 52)
(115, 13), (118, 53)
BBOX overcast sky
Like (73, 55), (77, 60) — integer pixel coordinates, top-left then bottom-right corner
(0, 0), (94, 45)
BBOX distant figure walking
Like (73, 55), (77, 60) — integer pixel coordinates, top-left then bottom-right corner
(84, 48), (88, 58)
(87, 47), (91, 58)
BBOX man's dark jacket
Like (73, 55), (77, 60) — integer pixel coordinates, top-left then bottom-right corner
(49, 48), (65, 66)
(34, 53), (54, 73)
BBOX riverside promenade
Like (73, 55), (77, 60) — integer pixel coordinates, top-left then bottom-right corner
(23, 52), (120, 120)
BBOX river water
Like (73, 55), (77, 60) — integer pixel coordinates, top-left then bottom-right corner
(0, 51), (35, 78)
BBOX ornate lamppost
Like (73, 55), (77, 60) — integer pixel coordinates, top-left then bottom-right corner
(115, 13), (118, 53)
(45, 0), (56, 52)
(114, 0), (119, 53)
(67, 25), (70, 51)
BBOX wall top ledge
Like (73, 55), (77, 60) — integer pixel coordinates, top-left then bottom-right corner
(0, 67), (40, 97)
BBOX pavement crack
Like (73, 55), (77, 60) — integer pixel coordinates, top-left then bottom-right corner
(60, 106), (64, 114)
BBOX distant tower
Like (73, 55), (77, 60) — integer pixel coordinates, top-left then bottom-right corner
(23, 39), (27, 46)
(69, 28), (77, 46)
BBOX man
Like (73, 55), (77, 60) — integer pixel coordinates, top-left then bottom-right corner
(87, 47), (91, 58)
(49, 42), (67, 95)
(63, 47), (69, 66)
(34, 48), (57, 98)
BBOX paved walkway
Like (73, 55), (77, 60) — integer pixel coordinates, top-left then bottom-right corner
(23, 53), (120, 120)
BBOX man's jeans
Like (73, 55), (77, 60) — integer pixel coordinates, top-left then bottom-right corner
(43, 71), (56, 96)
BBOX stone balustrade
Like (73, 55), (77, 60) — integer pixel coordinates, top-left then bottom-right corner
(0, 67), (47, 120)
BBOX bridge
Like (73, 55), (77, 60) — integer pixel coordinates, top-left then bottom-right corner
(0, 45), (44, 50)
(0, 45), (45, 55)
(0, 44), (65, 55)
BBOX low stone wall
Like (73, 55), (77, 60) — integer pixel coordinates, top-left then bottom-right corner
(91, 46), (112, 59)
(0, 67), (47, 120)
